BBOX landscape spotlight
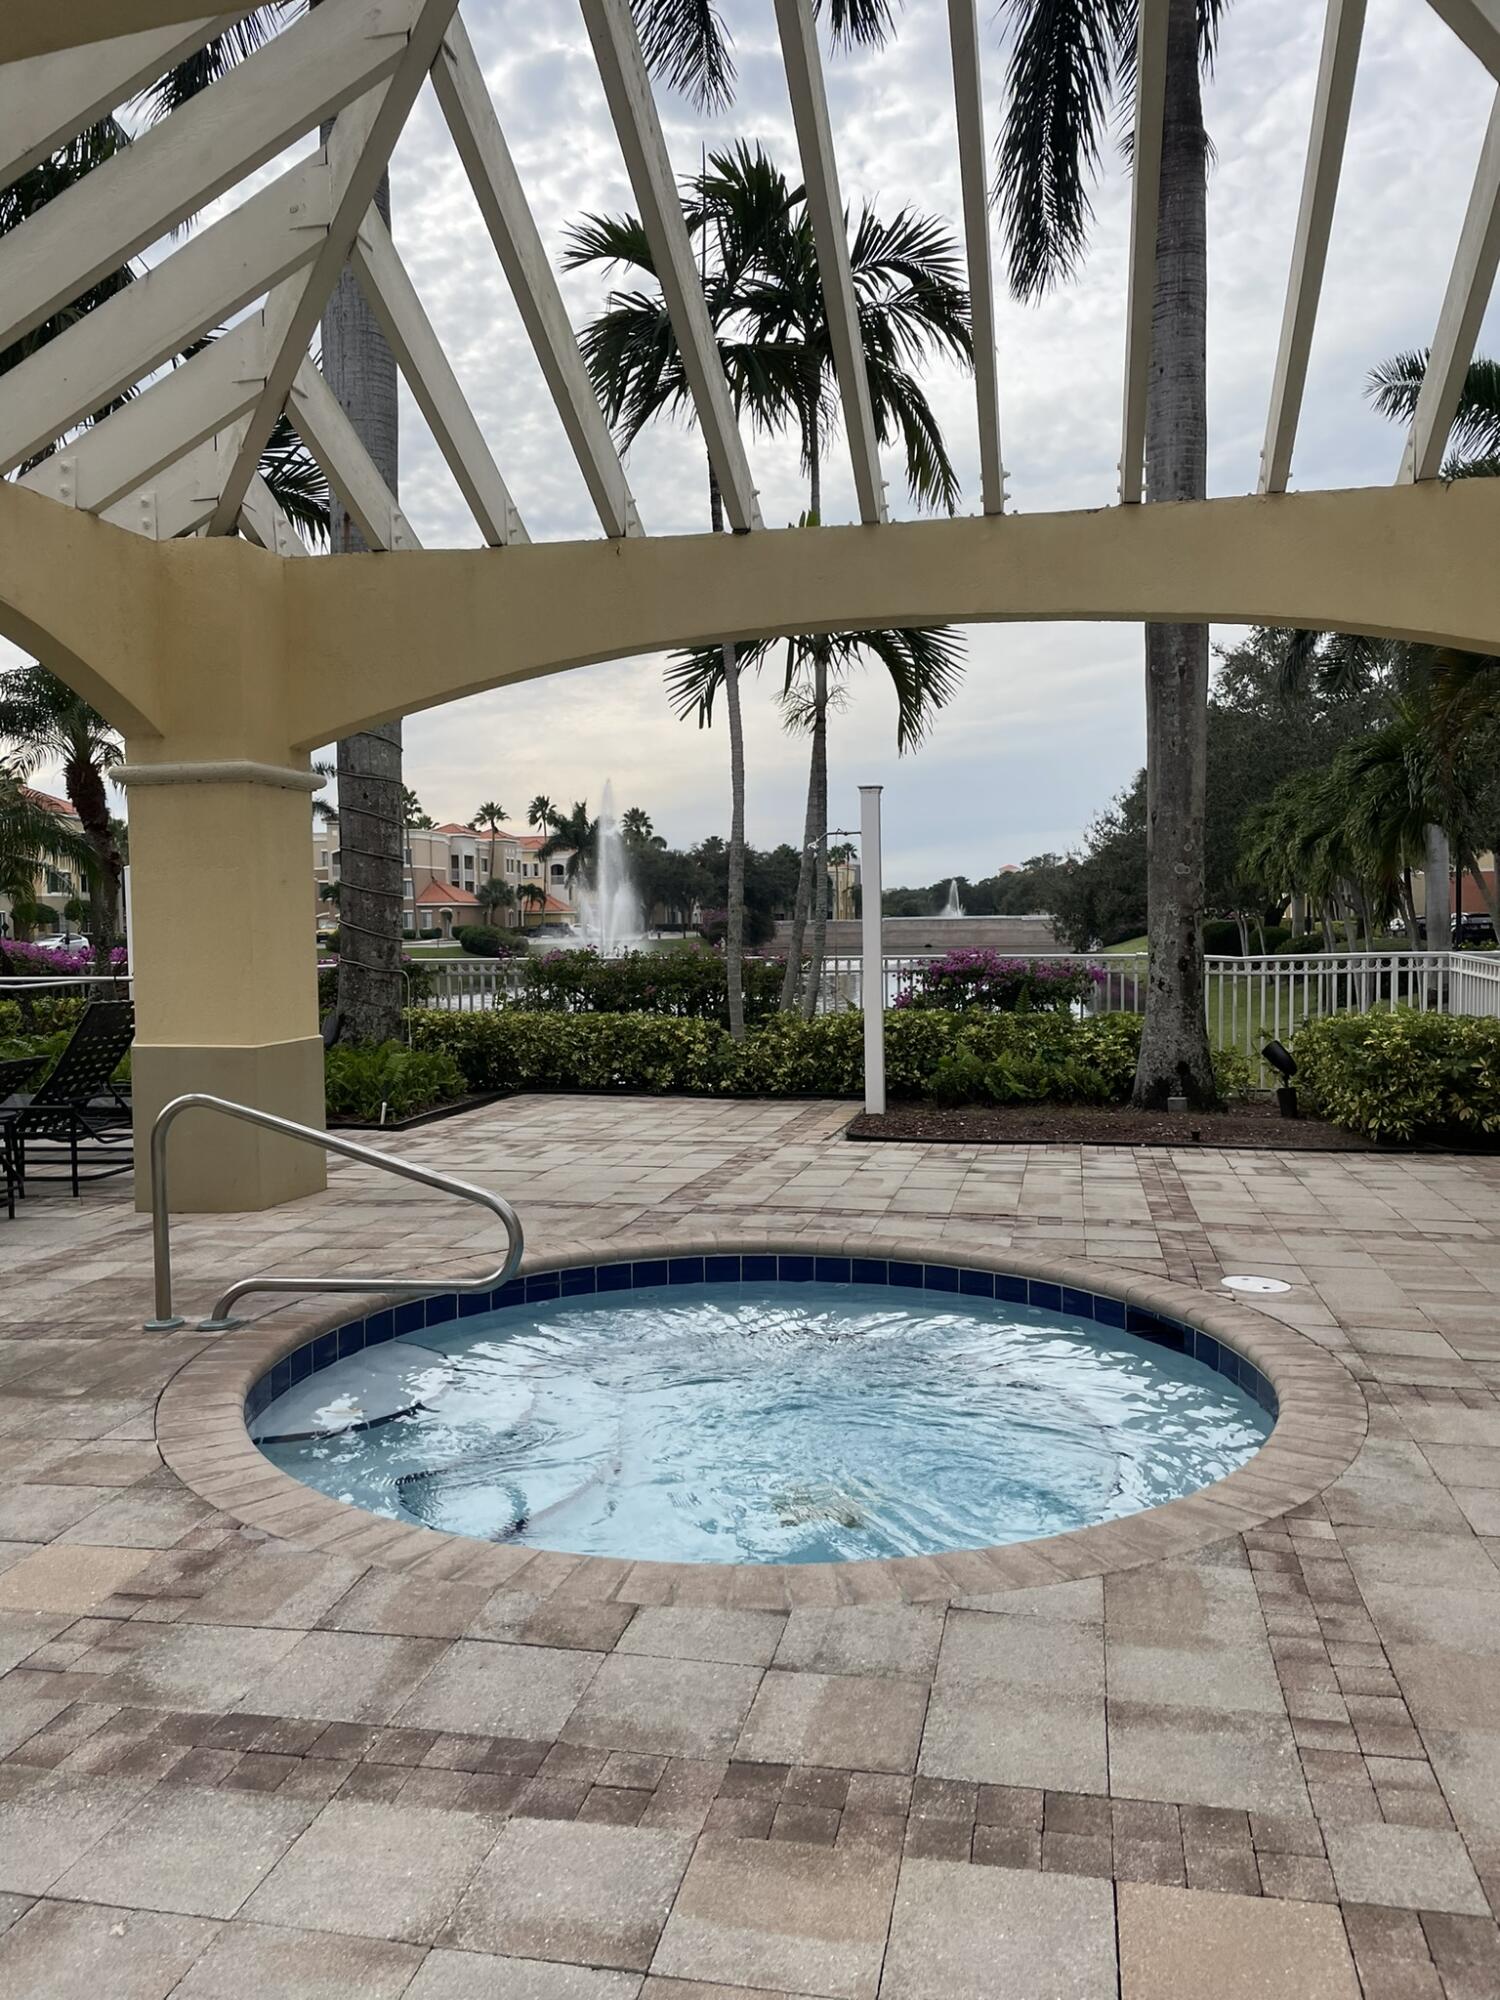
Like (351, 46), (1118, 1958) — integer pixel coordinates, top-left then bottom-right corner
(1262, 1039), (1300, 1120)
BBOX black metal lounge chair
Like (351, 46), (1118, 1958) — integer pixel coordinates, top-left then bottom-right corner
(2, 1000), (135, 1200)
(1, 1055), (49, 1220)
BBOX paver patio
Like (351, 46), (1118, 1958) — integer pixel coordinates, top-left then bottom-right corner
(3, 1091), (1500, 1996)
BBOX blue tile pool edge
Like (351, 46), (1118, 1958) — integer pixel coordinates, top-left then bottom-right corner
(242, 1257), (1280, 1430)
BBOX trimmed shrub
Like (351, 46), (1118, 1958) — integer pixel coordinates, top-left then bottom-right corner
(1294, 1010), (1500, 1142)
(893, 949), (1104, 1013)
(410, 1009), (729, 1095)
(518, 947), (785, 1025)
(924, 1013), (1143, 1108)
(1276, 933), (1327, 955)
(1201, 919), (1243, 955)
(324, 1041), (466, 1123)
(408, 1005), (1148, 1106)
(456, 925), (527, 958)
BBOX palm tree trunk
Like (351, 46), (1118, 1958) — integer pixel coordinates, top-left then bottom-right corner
(327, 166), (404, 1043)
(801, 647), (831, 1022)
(64, 750), (121, 952)
(1463, 849), (1500, 934)
(780, 404), (825, 1016)
(1423, 823), (1450, 949)
(708, 466), (746, 1041)
(1131, 0), (1216, 1109)
(780, 741), (820, 1013)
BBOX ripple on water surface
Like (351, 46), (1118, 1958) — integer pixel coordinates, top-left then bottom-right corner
(256, 1282), (1270, 1564)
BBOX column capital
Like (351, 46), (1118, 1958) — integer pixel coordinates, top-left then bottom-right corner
(117, 759), (323, 793)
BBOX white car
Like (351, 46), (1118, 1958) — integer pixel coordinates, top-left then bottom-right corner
(26, 933), (90, 952)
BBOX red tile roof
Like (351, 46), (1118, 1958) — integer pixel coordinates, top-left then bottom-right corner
(414, 880), (480, 907)
(23, 787), (76, 818)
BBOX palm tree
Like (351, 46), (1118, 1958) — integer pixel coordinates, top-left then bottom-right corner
(0, 669), (125, 948)
(402, 788), (435, 830)
(620, 806), (655, 847)
(996, 0), (1228, 1106)
(538, 802), (599, 889)
(471, 800), (508, 905)
(667, 622), (964, 1014)
(478, 878), (516, 930)
(1369, 353), (1500, 482)
(516, 881), (548, 932)
(570, 143), (971, 1017)
(528, 795), (557, 840)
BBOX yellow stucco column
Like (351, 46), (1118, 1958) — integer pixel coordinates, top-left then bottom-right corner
(121, 758), (327, 1212)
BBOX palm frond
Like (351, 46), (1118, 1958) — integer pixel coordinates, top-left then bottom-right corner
(994, 0), (1132, 302)
(561, 211), (659, 278)
(665, 637), (776, 727)
(257, 413), (331, 546)
(819, 0), (898, 52)
(133, 5), (304, 122)
(634, 0), (736, 112)
(832, 624), (966, 751)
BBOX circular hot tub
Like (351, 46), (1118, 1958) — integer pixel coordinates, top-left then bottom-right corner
(245, 1253), (1276, 1566)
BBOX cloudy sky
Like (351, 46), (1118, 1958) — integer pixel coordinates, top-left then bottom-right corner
(8, 0), (1500, 885)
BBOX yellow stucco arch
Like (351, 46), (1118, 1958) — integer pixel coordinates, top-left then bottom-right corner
(3, 470), (1497, 1212)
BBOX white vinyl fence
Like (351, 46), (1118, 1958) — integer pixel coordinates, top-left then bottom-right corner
(389, 947), (1500, 1089)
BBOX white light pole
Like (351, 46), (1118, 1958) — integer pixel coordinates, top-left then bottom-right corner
(859, 784), (885, 1116)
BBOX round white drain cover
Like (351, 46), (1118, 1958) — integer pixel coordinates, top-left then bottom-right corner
(1220, 1274), (1292, 1295)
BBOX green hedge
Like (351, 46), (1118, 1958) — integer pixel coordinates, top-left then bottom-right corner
(1294, 1010), (1500, 1142)
(517, 947), (786, 1025)
(408, 1006), (1154, 1103)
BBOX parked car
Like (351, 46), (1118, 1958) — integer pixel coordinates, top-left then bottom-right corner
(25, 932), (90, 952)
(1455, 913), (1497, 946)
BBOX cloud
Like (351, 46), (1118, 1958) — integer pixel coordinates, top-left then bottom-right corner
(5, 0), (1497, 885)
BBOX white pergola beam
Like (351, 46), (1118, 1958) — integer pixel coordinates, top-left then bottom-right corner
(0, 0), (433, 353)
(1260, 0), (1366, 495)
(0, 13), (245, 184)
(1119, 0), (1170, 505)
(239, 473), (313, 555)
(0, 156), (330, 475)
(579, 0), (761, 532)
(431, 17), (638, 538)
(1427, 0), (1500, 79)
(97, 421), (252, 541)
(351, 207), (527, 546)
(288, 358), (420, 551)
(1401, 90), (1500, 482)
(3, 3), (233, 65)
(18, 306), (278, 516)
(206, 0), (461, 536)
(773, 0), (885, 525)
(946, 0), (1005, 516)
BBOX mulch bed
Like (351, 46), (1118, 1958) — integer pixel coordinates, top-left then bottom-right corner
(847, 1099), (1371, 1150)
(327, 1090), (510, 1133)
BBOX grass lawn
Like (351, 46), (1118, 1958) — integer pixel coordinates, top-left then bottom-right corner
(1094, 934), (1332, 1059)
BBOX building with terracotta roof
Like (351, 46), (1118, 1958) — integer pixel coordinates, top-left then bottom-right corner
(0, 787), (89, 940)
(313, 818), (576, 940)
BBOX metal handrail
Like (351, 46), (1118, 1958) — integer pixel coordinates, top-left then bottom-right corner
(144, 1092), (524, 1332)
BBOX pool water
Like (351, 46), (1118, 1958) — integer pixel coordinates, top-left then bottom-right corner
(253, 1281), (1271, 1564)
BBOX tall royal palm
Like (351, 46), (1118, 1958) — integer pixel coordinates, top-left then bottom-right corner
(997, 0), (1226, 1106)
(148, 3), (405, 1042)
(569, 143), (970, 1016)
(470, 801), (508, 909)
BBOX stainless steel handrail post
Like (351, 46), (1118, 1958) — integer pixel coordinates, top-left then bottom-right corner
(144, 1092), (524, 1332)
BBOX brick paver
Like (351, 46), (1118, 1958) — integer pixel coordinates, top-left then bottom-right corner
(3, 1094), (1500, 1994)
